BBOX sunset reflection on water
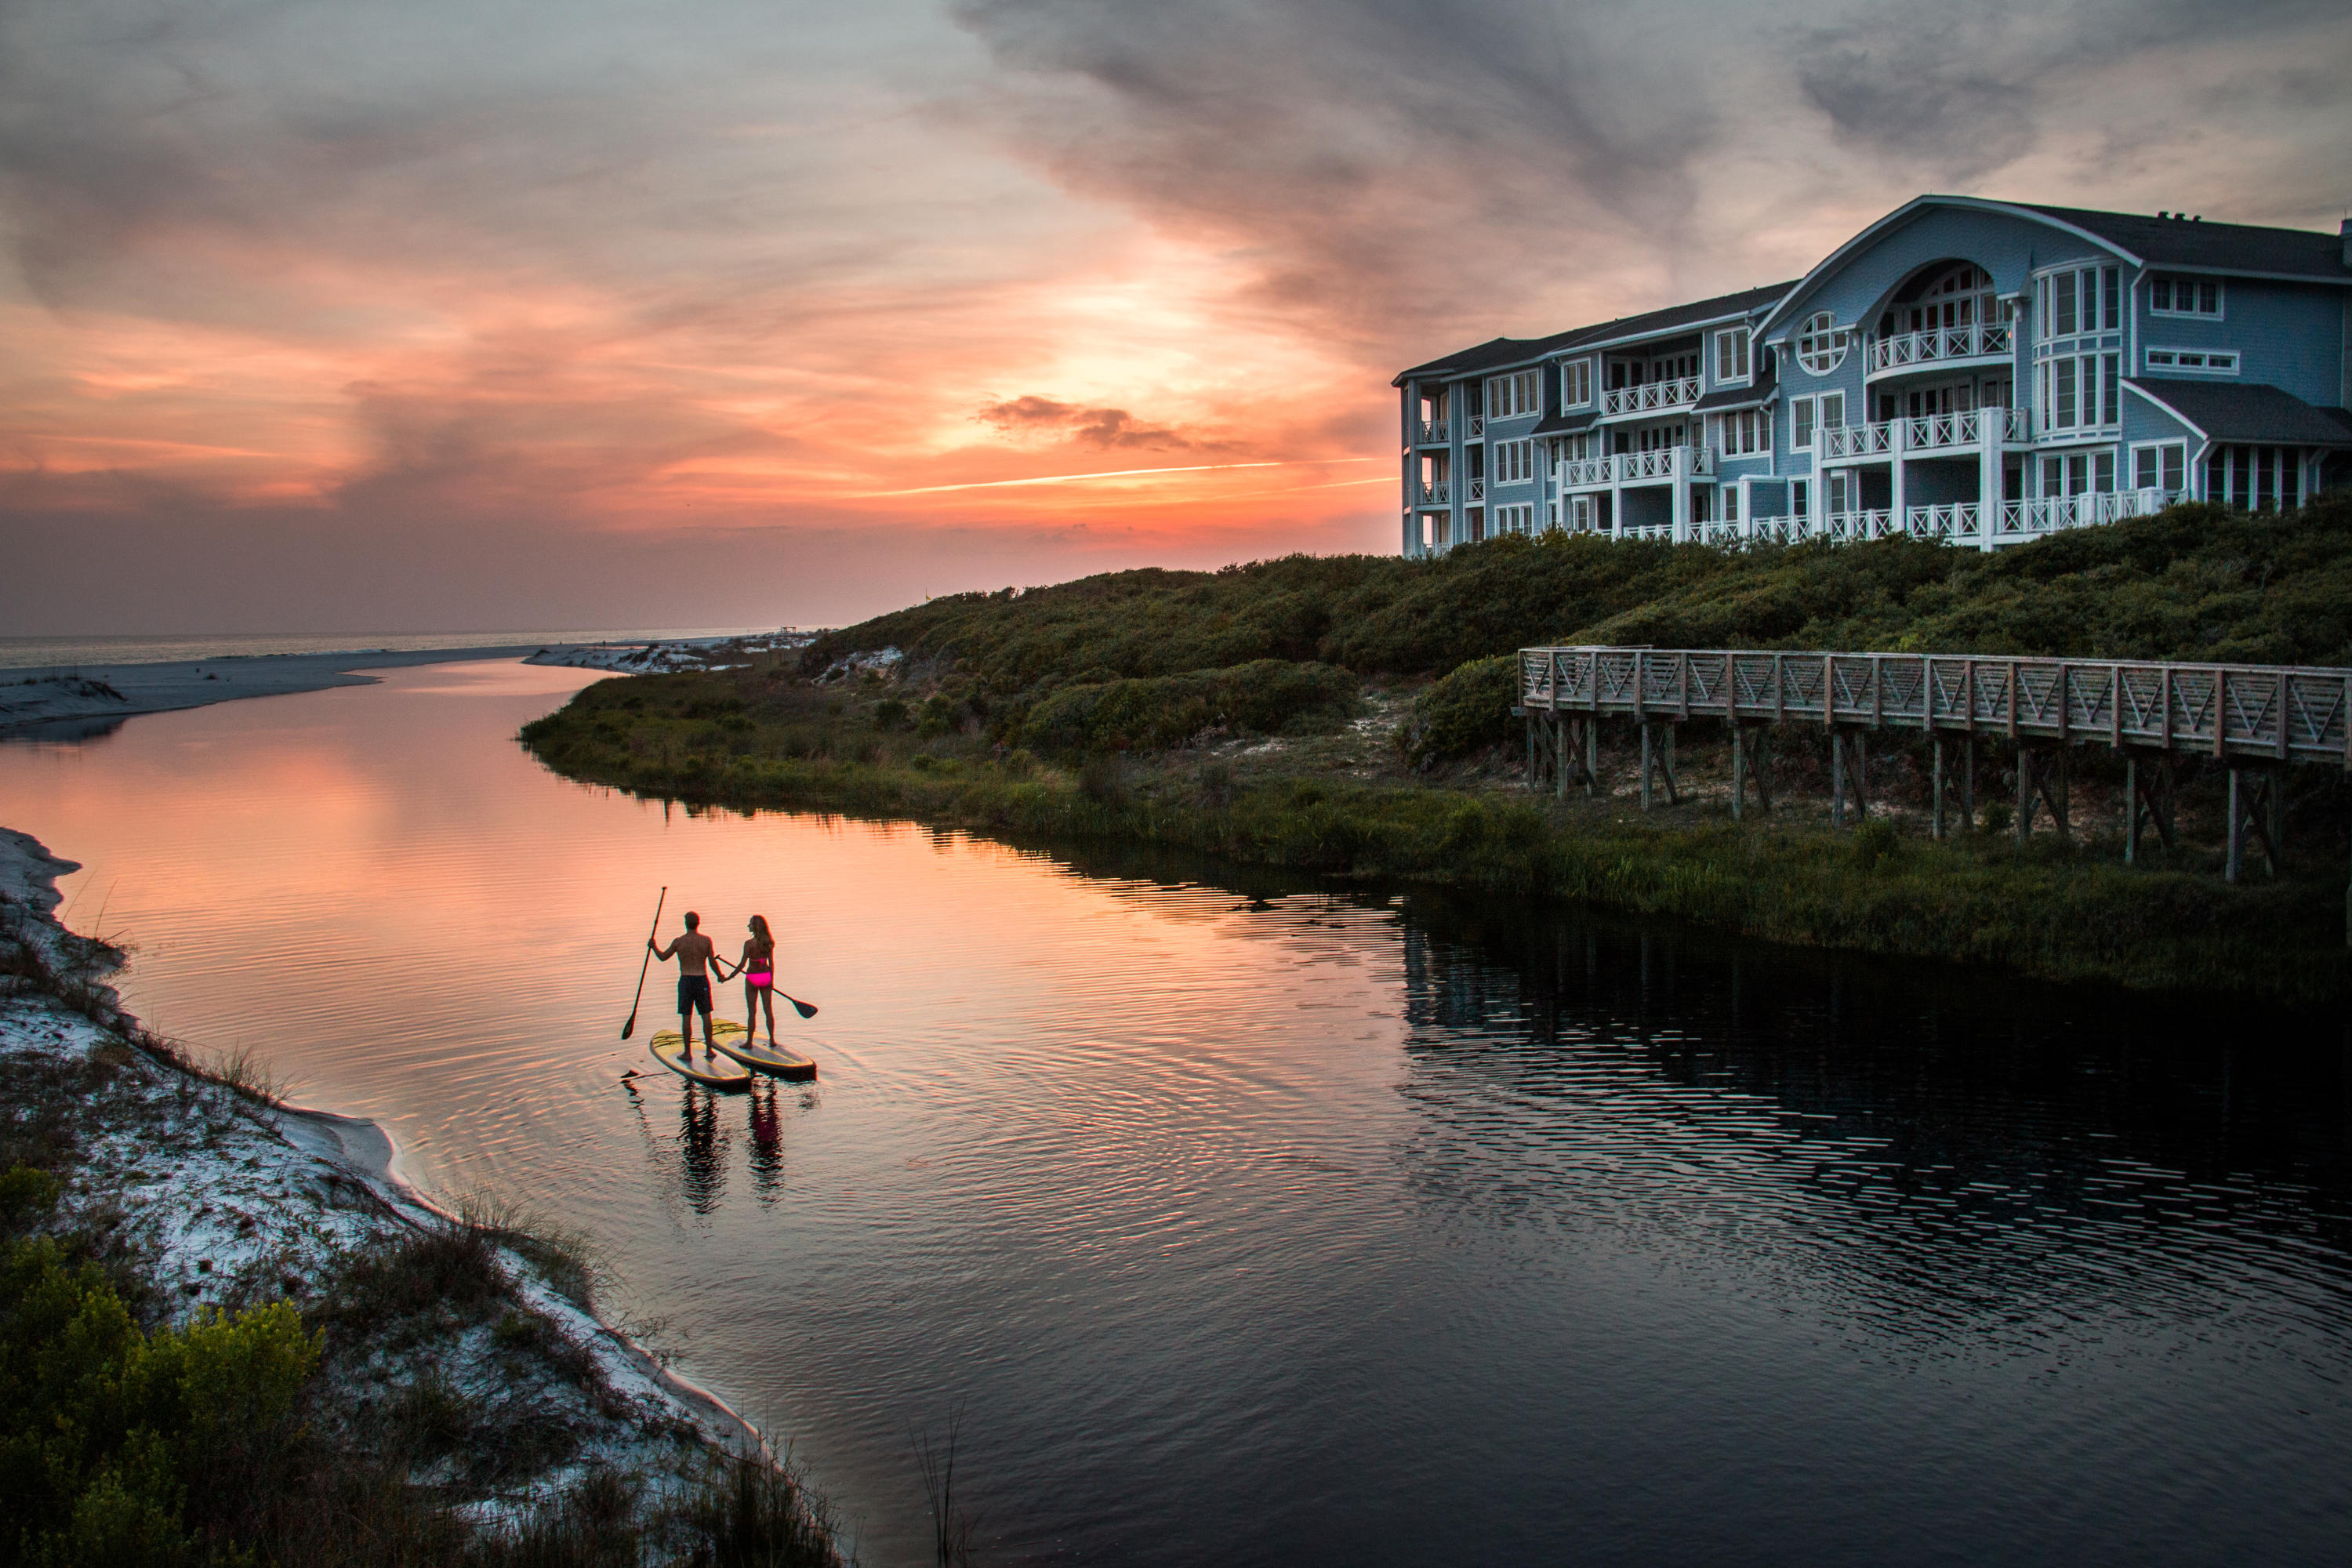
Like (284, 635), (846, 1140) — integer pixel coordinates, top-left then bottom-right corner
(4, 660), (2349, 1568)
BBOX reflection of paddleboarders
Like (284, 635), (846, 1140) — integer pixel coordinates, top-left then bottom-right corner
(717, 913), (782, 1050)
(650, 911), (718, 1062)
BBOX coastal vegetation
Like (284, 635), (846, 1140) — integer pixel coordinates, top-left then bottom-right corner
(521, 501), (2352, 1005)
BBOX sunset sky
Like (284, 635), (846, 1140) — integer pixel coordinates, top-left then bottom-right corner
(4, 0), (2350, 633)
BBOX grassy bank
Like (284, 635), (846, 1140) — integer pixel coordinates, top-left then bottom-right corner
(521, 504), (2352, 1007)
(521, 666), (2347, 1004)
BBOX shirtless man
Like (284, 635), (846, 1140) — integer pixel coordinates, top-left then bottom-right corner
(650, 911), (720, 1060)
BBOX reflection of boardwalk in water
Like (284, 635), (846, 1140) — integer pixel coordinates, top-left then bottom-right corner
(1390, 896), (2352, 1367)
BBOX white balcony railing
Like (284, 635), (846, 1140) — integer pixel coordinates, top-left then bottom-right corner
(1820, 421), (1895, 461)
(1600, 376), (1701, 419)
(1415, 419), (1447, 444)
(1995, 488), (2168, 537)
(1416, 482), (1449, 505)
(1558, 446), (1716, 490)
(1467, 414), (1484, 440)
(1468, 477), (1486, 501)
(1864, 322), (2012, 376)
(1818, 406), (2035, 462)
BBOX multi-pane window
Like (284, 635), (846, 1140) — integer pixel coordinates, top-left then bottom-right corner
(1791, 396), (1814, 449)
(1486, 369), (1541, 419)
(1714, 327), (1751, 383)
(1494, 503), (1537, 535)
(1795, 312), (1846, 375)
(1818, 391), (1845, 431)
(2145, 348), (2238, 374)
(1491, 438), (1537, 485)
(2150, 275), (2222, 317)
(2133, 442), (2187, 495)
(2036, 265), (2122, 337)
(1709, 408), (1770, 456)
(1559, 359), (1592, 408)
(2039, 353), (2122, 431)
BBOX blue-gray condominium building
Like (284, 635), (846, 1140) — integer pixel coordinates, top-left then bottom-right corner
(1395, 195), (2352, 556)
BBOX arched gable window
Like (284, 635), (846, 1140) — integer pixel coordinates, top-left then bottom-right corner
(1880, 263), (1993, 337)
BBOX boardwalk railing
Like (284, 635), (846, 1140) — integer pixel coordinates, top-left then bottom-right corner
(1518, 646), (2352, 767)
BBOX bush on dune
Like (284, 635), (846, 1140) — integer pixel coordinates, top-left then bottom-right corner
(1018, 659), (1361, 756)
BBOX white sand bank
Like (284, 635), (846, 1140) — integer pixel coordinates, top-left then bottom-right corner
(0, 826), (771, 1515)
(0, 645), (556, 736)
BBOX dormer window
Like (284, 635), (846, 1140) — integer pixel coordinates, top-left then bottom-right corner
(1714, 327), (1751, 384)
(1560, 358), (1592, 408)
(1795, 313), (1846, 375)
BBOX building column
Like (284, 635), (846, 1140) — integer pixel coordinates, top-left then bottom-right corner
(1672, 471), (1691, 543)
(1890, 419), (1907, 536)
(1980, 418), (2002, 552)
(1611, 481), (1624, 538)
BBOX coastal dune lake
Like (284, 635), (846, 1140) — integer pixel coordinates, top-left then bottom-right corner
(5, 659), (2350, 1565)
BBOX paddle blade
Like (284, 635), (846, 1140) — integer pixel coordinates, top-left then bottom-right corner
(621, 1011), (638, 1040)
(787, 995), (818, 1019)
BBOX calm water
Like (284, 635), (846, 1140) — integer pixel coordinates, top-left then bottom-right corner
(0, 626), (775, 671)
(2, 661), (2348, 1566)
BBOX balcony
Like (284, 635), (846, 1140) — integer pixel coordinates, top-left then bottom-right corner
(1468, 477), (1486, 501)
(1818, 407), (2031, 462)
(1415, 481), (1450, 505)
(1558, 445), (1715, 491)
(1414, 419), (1448, 445)
(1864, 322), (2012, 379)
(1599, 376), (1701, 419)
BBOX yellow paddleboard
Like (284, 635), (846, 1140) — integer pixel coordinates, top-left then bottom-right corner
(648, 1022), (753, 1089)
(711, 1031), (818, 1081)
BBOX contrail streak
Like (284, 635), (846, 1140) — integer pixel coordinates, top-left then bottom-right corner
(858, 458), (1371, 498)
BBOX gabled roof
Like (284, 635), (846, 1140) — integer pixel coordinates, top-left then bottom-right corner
(1394, 281), (1795, 387)
(2025, 206), (2350, 281)
(2124, 379), (2352, 445)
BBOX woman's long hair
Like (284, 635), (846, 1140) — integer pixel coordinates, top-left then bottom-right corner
(748, 913), (773, 956)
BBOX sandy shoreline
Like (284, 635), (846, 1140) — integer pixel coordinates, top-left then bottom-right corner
(0, 823), (769, 1482)
(0, 644), (586, 738)
(0, 631), (815, 737)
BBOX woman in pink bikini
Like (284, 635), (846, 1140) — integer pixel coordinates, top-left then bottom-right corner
(720, 914), (782, 1049)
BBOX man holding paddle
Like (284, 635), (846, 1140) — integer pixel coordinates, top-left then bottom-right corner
(650, 911), (720, 1062)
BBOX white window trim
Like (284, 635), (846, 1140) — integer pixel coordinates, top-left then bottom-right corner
(2129, 440), (2189, 495)
(1791, 394), (1815, 449)
(1795, 312), (1846, 376)
(2148, 274), (2226, 321)
(1713, 327), (1751, 387)
(2144, 347), (2240, 376)
(1559, 358), (1593, 410)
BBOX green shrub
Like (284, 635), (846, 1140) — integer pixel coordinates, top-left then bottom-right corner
(1980, 800), (2015, 834)
(871, 698), (908, 731)
(1020, 660), (1359, 755)
(1397, 655), (1519, 768)
(0, 1196), (322, 1566)
(1852, 817), (1900, 868)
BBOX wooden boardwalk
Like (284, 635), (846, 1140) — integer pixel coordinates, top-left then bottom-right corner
(1515, 645), (2352, 892)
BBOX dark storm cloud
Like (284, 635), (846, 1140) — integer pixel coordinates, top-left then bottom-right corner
(949, 0), (1716, 339)
(1792, 0), (2352, 183)
(952, 0), (2352, 346)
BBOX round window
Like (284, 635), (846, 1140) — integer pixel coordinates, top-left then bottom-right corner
(1796, 311), (1846, 376)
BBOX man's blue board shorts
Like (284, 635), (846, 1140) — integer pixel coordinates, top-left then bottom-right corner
(677, 975), (713, 1017)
